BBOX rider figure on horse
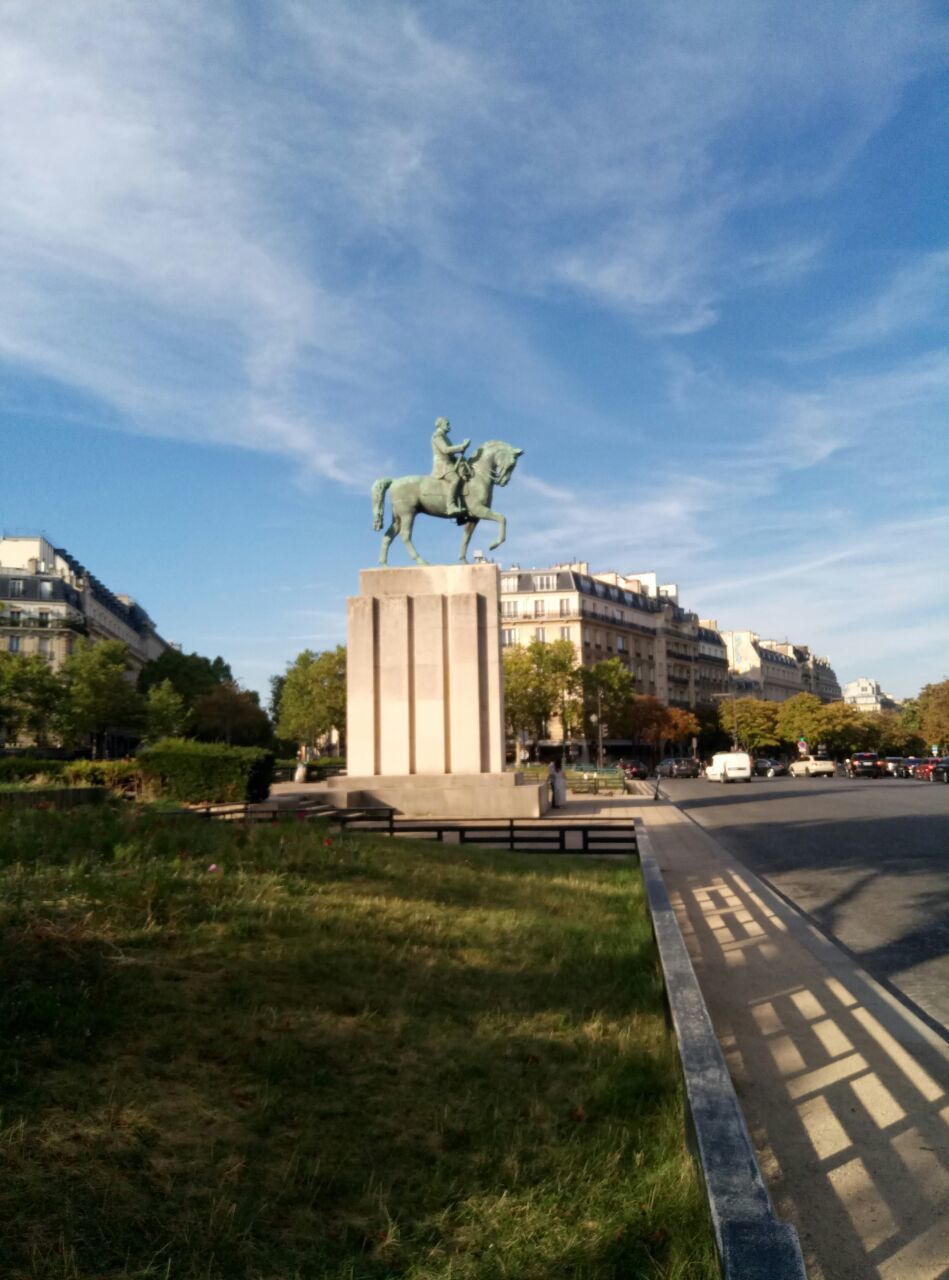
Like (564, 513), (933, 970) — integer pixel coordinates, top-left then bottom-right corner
(431, 417), (470, 517)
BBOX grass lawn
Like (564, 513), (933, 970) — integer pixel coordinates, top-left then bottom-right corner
(0, 806), (716, 1280)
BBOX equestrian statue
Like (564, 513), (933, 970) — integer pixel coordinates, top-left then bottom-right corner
(372, 417), (523, 565)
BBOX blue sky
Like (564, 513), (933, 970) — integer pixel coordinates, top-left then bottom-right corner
(3, 0), (947, 701)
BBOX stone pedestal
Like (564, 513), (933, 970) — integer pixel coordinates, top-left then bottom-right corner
(328, 564), (547, 818)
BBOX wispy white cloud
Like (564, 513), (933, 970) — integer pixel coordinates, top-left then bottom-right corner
(789, 247), (949, 361)
(1, 0), (940, 480)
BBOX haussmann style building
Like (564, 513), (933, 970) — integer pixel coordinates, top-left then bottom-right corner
(0, 535), (167, 675)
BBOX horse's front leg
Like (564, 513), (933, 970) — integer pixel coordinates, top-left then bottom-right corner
(467, 505), (505, 551)
(458, 519), (478, 562)
(400, 511), (428, 565)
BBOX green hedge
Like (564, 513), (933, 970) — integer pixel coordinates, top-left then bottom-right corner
(138, 739), (274, 804)
(0, 758), (67, 782)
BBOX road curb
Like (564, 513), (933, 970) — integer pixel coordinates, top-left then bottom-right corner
(636, 821), (807, 1280)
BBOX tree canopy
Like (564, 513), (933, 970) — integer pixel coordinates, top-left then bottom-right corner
(276, 647), (347, 750)
(58, 640), (145, 756)
(137, 649), (233, 707)
(919, 680), (949, 751)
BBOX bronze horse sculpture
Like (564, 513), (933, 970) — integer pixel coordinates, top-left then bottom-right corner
(372, 439), (523, 565)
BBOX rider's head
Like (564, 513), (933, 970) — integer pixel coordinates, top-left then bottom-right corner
(434, 417), (450, 434)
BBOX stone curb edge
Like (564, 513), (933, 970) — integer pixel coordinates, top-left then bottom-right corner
(636, 821), (807, 1280)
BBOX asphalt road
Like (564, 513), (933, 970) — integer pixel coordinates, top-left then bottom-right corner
(658, 773), (949, 1034)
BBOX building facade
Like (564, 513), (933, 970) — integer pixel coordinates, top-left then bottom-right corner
(498, 563), (734, 717)
(719, 630), (803, 702)
(841, 677), (899, 714)
(762, 642), (841, 703)
(0, 536), (167, 674)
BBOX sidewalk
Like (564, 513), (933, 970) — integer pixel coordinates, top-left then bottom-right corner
(638, 799), (949, 1280)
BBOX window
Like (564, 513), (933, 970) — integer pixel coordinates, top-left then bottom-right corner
(501, 628), (516, 647)
(8, 636), (20, 653)
(38, 611), (49, 628)
(9, 579), (24, 597)
(559, 598), (571, 616)
(39, 580), (53, 599)
(617, 636), (627, 652)
(534, 599), (545, 618)
(38, 636), (51, 658)
(501, 600), (518, 618)
(532, 573), (556, 591)
(560, 626), (571, 641)
(10, 610), (21, 626)
(501, 576), (519, 593)
(595, 629), (603, 647)
(534, 627), (546, 642)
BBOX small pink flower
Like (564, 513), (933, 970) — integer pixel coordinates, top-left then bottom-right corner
(208, 863), (221, 873)
(323, 838), (333, 847)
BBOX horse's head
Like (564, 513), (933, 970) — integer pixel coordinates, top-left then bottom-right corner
(469, 440), (524, 487)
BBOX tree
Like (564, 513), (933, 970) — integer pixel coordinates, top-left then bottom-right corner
(0, 652), (63, 746)
(663, 706), (700, 748)
(775, 694), (824, 751)
(192, 682), (272, 747)
(919, 679), (949, 752)
(721, 698), (779, 752)
(502, 645), (546, 750)
(815, 702), (868, 756)
(137, 649), (233, 707)
(58, 640), (145, 757)
(627, 695), (668, 760)
(145, 679), (190, 741)
(276, 647), (347, 752)
(268, 673), (286, 724)
(502, 640), (581, 755)
(580, 658), (635, 742)
(694, 702), (731, 756)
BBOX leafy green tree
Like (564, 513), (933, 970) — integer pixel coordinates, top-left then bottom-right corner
(693, 702), (730, 756)
(580, 659), (636, 743)
(192, 682), (272, 747)
(0, 652), (63, 746)
(918, 679), (949, 752)
(137, 649), (233, 707)
(858, 709), (922, 756)
(502, 639), (582, 755)
(145, 679), (190, 741)
(540, 639), (583, 752)
(502, 645), (545, 749)
(721, 699), (779, 752)
(775, 694), (824, 751)
(276, 647), (347, 752)
(816, 702), (869, 756)
(268, 673), (287, 723)
(58, 640), (145, 757)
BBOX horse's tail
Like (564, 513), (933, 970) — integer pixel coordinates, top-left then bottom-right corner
(372, 477), (393, 531)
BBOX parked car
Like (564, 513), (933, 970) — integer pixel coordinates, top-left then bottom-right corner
(846, 752), (885, 778)
(788, 755), (836, 778)
(705, 751), (754, 783)
(621, 760), (650, 780)
(655, 757), (702, 778)
(930, 758), (949, 783)
(753, 757), (788, 777)
(882, 757), (908, 777)
(902, 757), (928, 777)
(915, 757), (949, 782)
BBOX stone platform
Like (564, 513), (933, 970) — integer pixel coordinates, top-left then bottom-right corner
(308, 770), (547, 819)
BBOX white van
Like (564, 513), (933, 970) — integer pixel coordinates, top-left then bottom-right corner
(705, 751), (753, 783)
